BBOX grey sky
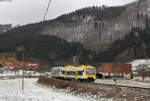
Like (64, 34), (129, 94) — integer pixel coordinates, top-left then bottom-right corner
(0, 0), (136, 26)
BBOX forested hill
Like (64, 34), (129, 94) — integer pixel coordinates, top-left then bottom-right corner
(0, 0), (150, 66)
(0, 23), (94, 65)
(0, 5), (127, 65)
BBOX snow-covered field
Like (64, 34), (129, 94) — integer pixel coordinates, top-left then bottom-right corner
(0, 70), (16, 78)
(0, 78), (107, 101)
(0, 70), (44, 78)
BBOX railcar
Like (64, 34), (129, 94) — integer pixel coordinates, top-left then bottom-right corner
(96, 63), (132, 79)
(51, 65), (96, 82)
(51, 67), (63, 78)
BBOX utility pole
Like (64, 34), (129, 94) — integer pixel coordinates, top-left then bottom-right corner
(114, 63), (118, 88)
(113, 63), (119, 101)
(16, 45), (25, 93)
(142, 64), (145, 82)
(22, 52), (25, 93)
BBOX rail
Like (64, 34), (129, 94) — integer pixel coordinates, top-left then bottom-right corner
(92, 82), (150, 90)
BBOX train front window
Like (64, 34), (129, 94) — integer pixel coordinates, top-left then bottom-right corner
(86, 68), (95, 75)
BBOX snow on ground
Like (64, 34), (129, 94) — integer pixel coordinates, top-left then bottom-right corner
(0, 71), (16, 78)
(133, 77), (150, 83)
(0, 78), (108, 101)
(0, 70), (44, 78)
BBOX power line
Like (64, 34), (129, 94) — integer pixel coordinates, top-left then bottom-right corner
(43, 0), (52, 22)
(27, 0), (52, 58)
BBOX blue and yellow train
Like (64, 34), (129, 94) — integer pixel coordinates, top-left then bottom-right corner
(51, 65), (96, 82)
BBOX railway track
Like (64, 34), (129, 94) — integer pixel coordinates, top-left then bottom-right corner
(92, 82), (150, 90)
(48, 76), (150, 89)
(46, 76), (150, 89)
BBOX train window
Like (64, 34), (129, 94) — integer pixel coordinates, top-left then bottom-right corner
(67, 71), (75, 75)
(78, 71), (83, 75)
(86, 68), (95, 75)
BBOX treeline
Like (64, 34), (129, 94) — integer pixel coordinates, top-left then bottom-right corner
(56, 6), (126, 22)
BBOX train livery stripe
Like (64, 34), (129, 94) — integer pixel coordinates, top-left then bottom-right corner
(64, 70), (67, 79)
(75, 71), (78, 80)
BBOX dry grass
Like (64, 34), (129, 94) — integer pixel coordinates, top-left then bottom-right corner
(38, 76), (150, 101)
(38, 77), (117, 100)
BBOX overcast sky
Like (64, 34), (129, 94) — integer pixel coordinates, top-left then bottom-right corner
(0, 0), (136, 26)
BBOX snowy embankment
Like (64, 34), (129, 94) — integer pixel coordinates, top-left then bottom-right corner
(0, 78), (97, 101)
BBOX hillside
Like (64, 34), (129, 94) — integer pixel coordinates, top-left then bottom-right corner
(0, 23), (95, 65)
(0, 0), (150, 65)
(95, 25), (150, 62)
(42, 0), (150, 52)
(42, 6), (127, 52)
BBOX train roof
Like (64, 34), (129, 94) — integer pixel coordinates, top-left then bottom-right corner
(64, 65), (95, 68)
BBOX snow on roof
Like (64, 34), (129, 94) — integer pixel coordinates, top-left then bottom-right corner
(129, 59), (150, 67)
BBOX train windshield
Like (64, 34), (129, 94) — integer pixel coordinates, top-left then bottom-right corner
(86, 68), (95, 75)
